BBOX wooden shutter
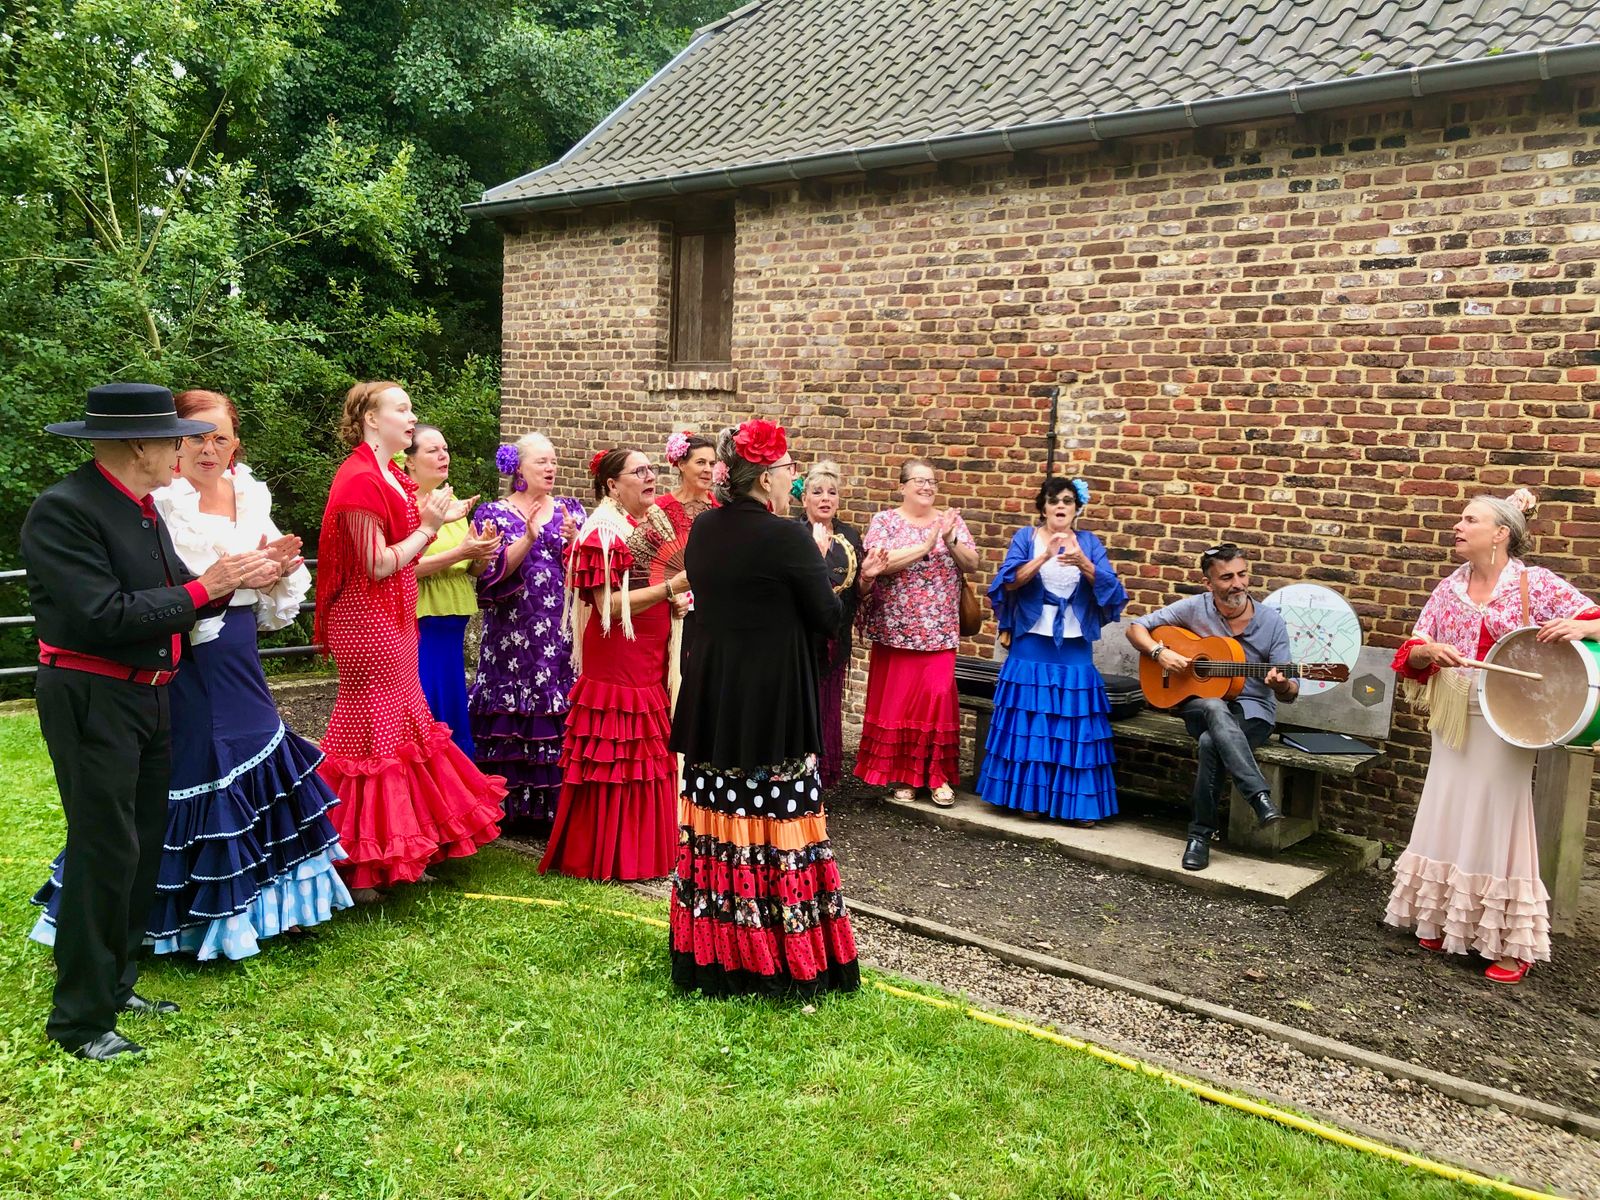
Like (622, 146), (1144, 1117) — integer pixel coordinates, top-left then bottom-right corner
(671, 225), (733, 365)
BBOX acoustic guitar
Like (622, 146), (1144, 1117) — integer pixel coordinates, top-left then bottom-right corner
(1138, 625), (1350, 709)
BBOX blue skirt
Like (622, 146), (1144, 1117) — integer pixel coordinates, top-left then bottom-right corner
(31, 607), (351, 960)
(977, 633), (1118, 821)
(419, 614), (474, 758)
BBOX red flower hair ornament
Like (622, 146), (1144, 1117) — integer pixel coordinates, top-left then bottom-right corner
(733, 419), (787, 466)
(588, 450), (608, 478)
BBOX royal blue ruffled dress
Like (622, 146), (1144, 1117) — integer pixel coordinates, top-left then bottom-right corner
(977, 526), (1127, 821)
(30, 471), (351, 960)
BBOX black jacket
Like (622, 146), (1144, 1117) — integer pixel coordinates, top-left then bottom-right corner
(671, 498), (843, 771)
(21, 462), (214, 671)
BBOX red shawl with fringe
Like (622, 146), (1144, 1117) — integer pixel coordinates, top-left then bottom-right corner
(314, 443), (419, 651)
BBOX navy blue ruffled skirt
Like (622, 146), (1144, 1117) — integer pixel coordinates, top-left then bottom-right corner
(976, 633), (1119, 821)
(31, 607), (351, 960)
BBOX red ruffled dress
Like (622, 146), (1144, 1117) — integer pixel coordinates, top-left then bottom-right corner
(540, 523), (677, 880)
(314, 444), (505, 889)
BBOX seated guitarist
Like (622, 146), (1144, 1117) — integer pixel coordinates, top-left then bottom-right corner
(1126, 543), (1296, 871)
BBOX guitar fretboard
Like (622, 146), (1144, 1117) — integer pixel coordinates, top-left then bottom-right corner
(1190, 662), (1327, 679)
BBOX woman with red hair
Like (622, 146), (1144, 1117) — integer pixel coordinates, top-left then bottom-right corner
(314, 381), (505, 901)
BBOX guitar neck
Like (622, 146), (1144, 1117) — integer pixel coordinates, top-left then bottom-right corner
(1195, 662), (1311, 678)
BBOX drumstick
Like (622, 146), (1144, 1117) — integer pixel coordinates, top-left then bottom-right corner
(1460, 658), (1544, 681)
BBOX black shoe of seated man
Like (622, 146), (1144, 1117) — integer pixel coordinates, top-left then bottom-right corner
(1247, 791), (1284, 826)
(1181, 836), (1210, 871)
(67, 1030), (145, 1061)
(119, 993), (180, 1016)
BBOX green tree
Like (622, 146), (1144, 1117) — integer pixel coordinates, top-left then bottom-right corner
(0, 0), (725, 682)
(0, 0), (416, 543)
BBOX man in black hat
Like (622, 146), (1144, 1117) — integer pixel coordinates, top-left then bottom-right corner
(22, 382), (279, 1061)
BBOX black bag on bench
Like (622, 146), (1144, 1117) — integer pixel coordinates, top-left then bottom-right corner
(1102, 673), (1144, 721)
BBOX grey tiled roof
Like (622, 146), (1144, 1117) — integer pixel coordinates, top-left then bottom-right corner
(479, 0), (1600, 210)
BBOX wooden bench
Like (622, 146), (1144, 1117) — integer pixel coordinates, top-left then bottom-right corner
(957, 621), (1397, 854)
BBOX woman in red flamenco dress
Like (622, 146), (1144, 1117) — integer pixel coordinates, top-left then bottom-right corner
(540, 447), (688, 881)
(315, 381), (506, 901)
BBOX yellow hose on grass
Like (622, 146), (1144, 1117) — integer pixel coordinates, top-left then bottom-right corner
(465, 889), (1568, 1200)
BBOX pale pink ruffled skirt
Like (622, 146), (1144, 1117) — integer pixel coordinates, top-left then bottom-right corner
(1384, 698), (1550, 963)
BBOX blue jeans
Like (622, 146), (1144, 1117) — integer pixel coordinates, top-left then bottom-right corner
(1180, 697), (1272, 839)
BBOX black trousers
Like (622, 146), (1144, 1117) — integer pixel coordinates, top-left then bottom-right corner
(1179, 697), (1272, 840)
(34, 667), (171, 1048)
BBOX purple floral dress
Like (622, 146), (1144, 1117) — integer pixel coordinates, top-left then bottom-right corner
(469, 495), (586, 825)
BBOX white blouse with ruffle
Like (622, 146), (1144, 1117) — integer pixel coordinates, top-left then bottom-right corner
(153, 465), (311, 643)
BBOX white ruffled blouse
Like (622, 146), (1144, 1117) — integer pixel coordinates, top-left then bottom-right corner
(153, 465), (311, 644)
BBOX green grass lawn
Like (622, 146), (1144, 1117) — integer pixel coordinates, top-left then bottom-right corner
(0, 711), (1488, 1199)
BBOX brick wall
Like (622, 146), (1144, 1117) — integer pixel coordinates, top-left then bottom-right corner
(500, 82), (1600, 862)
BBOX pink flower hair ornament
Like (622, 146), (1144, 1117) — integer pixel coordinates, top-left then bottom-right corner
(664, 430), (694, 466)
(711, 461), (730, 487)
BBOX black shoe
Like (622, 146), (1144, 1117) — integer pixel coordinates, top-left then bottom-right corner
(119, 993), (180, 1016)
(66, 1031), (145, 1061)
(1181, 836), (1210, 871)
(1247, 791), (1284, 826)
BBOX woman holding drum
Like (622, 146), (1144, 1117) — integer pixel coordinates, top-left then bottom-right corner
(1387, 489), (1600, 984)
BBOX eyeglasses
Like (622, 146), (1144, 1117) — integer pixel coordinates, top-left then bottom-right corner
(768, 459), (799, 473)
(906, 477), (936, 489)
(622, 464), (660, 480)
(183, 433), (236, 452)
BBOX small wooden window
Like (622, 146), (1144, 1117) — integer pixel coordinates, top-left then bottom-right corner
(670, 224), (733, 366)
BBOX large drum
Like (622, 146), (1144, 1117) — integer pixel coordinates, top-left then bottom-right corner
(1477, 626), (1600, 750)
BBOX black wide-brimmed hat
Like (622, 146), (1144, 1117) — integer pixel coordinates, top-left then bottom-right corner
(45, 382), (217, 440)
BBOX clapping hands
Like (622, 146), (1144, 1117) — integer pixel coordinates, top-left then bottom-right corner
(418, 485), (480, 533)
(459, 521), (501, 563)
(197, 548), (273, 597)
(860, 546), (889, 582)
(940, 507), (962, 546)
(258, 533), (304, 580)
(1047, 532), (1083, 567)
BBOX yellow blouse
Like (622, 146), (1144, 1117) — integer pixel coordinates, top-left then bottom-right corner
(416, 518), (478, 618)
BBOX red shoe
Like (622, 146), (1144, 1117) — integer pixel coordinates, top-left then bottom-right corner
(1416, 936), (1444, 952)
(1484, 960), (1531, 984)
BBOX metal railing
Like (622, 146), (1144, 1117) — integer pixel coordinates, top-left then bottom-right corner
(0, 564), (323, 679)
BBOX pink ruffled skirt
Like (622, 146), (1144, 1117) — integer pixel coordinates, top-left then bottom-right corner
(1383, 698), (1550, 963)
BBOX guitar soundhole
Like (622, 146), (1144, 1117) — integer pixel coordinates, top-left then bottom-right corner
(1191, 657), (1212, 677)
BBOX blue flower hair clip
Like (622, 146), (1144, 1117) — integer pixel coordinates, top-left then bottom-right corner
(495, 443), (527, 492)
(1069, 479), (1090, 507)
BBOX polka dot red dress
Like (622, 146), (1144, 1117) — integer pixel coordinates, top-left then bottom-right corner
(314, 444), (505, 889)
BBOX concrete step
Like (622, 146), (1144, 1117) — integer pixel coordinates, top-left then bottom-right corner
(883, 789), (1338, 906)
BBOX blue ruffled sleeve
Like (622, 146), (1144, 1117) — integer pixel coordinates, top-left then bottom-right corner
(986, 526), (1043, 636)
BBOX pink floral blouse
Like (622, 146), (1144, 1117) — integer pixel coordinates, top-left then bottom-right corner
(1393, 560), (1598, 681)
(860, 508), (976, 652)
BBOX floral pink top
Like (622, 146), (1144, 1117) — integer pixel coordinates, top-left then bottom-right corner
(1392, 560), (1598, 681)
(860, 508), (976, 652)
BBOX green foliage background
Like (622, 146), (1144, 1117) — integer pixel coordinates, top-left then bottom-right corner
(0, 0), (728, 670)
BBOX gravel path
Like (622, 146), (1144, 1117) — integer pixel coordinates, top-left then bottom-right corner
(853, 912), (1600, 1200)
